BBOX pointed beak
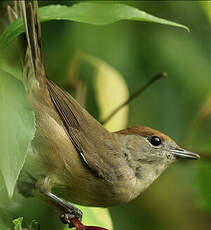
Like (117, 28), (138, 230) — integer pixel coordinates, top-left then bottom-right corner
(171, 148), (200, 160)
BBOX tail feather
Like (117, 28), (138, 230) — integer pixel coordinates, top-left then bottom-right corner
(19, 0), (46, 92)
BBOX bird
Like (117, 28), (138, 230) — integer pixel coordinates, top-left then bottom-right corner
(13, 0), (200, 228)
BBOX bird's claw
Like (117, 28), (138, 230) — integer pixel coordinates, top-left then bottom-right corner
(60, 212), (108, 230)
(60, 207), (82, 228)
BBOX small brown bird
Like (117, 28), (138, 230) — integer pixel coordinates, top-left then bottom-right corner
(15, 0), (199, 228)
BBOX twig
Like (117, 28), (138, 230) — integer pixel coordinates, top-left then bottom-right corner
(71, 218), (108, 230)
(101, 72), (167, 125)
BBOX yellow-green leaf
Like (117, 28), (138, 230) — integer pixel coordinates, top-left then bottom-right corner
(69, 52), (129, 132)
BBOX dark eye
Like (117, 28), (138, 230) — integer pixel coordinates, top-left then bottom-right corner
(150, 136), (161, 146)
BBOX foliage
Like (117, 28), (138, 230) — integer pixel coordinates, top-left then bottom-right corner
(0, 2), (188, 49)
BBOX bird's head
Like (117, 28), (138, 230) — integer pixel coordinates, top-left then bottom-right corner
(115, 126), (199, 194)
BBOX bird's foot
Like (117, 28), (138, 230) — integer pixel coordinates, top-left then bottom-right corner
(60, 206), (82, 228)
(37, 190), (107, 230)
(60, 212), (108, 230)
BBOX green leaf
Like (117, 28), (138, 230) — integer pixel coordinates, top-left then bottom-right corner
(0, 2), (189, 49)
(13, 218), (39, 230)
(0, 174), (12, 230)
(13, 217), (23, 230)
(0, 70), (35, 198)
(0, 60), (22, 82)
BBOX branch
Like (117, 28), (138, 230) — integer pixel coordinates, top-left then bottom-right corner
(101, 72), (167, 125)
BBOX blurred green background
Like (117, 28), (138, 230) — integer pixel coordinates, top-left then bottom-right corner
(1, 1), (211, 230)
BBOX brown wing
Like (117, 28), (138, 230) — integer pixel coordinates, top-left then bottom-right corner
(47, 80), (123, 181)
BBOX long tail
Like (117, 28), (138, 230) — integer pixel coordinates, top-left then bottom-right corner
(18, 0), (46, 93)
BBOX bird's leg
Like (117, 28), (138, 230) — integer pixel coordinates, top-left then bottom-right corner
(35, 177), (83, 228)
(18, 175), (82, 228)
(18, 176), (108, 230)
(39, 191), (108, 230)
(43, 192), (82, 228)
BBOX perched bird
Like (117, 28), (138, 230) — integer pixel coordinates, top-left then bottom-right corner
(13, 0), (199, 228)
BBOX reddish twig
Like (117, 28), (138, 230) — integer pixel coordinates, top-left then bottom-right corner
(71, 218), (108, 230)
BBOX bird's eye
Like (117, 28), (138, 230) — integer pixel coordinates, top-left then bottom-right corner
(149, 136), (162, 146)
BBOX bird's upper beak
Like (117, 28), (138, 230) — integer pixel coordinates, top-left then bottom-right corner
(171, 148), (200, 160)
